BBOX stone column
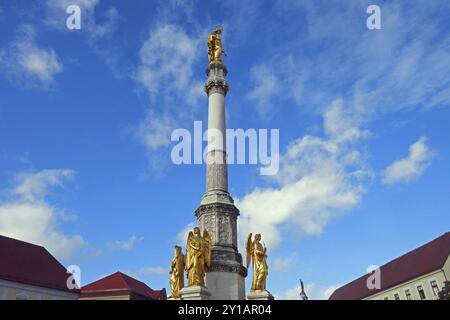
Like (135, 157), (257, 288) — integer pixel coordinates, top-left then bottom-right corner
(195, 62), (247, 300)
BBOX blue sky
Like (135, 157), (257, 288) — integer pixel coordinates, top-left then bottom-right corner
(0, 0), (449, 299)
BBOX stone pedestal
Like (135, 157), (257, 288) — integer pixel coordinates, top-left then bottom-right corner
(180, 286), (211, 300)
(247, 290), (275, 301)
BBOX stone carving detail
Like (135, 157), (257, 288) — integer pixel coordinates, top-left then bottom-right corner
(202, 214), (217, 243)
(206, 264), (248, 277)
(204, 78), (229, 96)
(196, 203), (239, 220)
(204, 63), (229, 96)
(218, 215), (231, 245)
(196, 203), (239, 248)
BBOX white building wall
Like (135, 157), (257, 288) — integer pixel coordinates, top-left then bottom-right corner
(0, 279), (79, 300)
(365, 267), (447, 300)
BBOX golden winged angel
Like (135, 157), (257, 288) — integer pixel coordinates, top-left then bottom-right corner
(168, 245), (184, 299)
(246, 233), (268, 292)
(185, 227), (211, 286)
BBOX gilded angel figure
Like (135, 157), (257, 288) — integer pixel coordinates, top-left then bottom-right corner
(185, 227), (211, 287)
(246, 233), (268, 292)
(168, 245), (184, 299)
(207, 26), (227, 64)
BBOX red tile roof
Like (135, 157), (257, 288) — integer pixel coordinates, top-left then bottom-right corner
(0, 234), (80, 294)
(329, 232), (450, 300)
(81, 272), (166, 300)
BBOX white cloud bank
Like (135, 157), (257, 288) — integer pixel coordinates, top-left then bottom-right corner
(0, 169), (84, 260)
(237, 99), (370, 250)
(0, 25), (63, 88)
(132, 24), (206, 170)
(382, 137), (434, 185)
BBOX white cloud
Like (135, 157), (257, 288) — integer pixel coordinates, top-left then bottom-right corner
(135, 266), (167, 277)
(245, 2), (450, 120)
(132, 24), (206, 171)
(176, 221), (196, 245)
(135, 110), (174, 152)
(0, 169), (84, 260)
(17, 152), (31, 164)
(271, 256), (293, 272)
(382, 136), (434, 185)
(237, 99), (369, 250)
(246, 55), (306, 119)
(276, 282), (341, 300)
(246, 64), (282, 118)
(12, 169), (75, 202)
(107, 235), (143, 251)
(0, 25), (63, 88)
(134, 24), (201, 100)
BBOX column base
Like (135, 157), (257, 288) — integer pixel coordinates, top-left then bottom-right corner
(247, 290), (275, 300)
(206, 270), (246, 300)
(180, 286), (211, 300)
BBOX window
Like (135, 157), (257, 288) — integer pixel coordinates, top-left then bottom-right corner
(15, 293), (28, 300)
(394, 293), (400, 300)
(417, 285), (426, 300)
(405, 289), (412, 300)
(383, 296), (389, 300)
(430, 280), (439, 297)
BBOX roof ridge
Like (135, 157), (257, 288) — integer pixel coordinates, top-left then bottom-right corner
(374, 232), (450, 274)
(0, 234), (45, 249)
(119, 272), (155, 291)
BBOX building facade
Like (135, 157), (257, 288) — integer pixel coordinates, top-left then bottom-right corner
(329, 232), (450, 300)
(0, 235), (80, 300)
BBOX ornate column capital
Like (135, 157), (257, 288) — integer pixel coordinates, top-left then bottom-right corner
(204, 62), (229, 96)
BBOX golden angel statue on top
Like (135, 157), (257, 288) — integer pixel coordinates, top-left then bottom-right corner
(185, 227), (211, 287)
(208, 26), (227, 64)
(246, 233), (268, 292)
(168, 245), (184, 299)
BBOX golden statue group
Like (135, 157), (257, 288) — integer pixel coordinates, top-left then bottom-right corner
(168, 227), (211, 299)
(168, 229), (269, 299)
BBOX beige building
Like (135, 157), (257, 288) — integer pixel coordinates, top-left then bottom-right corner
(0, 235), (80, 300)
(329, 232), (450, 300)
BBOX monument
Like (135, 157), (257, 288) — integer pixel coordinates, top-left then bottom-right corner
(194, 26), (247, 300)
(171, 26), (274, 301)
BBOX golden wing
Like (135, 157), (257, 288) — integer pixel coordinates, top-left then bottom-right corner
(203, 230), (212, 267)
(179, 250), (185, 271)
(185, 231), (194, 270)
(245, 233), (253, 268)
